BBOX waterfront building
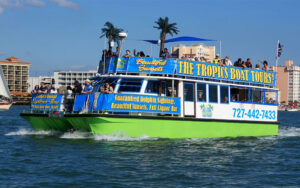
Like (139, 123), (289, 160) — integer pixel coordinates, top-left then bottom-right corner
(28, 76), (54, 92)
(53, 70), (97, 87)
(271, 60), (299, 104)
(171, 43), (215, 62)
(0, 56), (30, 93)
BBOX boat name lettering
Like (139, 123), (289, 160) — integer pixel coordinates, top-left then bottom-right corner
(177, 60), (275, 85)
(136, 59), (167, 66)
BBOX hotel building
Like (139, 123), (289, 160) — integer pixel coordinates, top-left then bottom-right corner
(272, 60), (300, 104)
(171, 43), (216, 62)
(0, 56), (30, 93)
(53, 70), (97, 87)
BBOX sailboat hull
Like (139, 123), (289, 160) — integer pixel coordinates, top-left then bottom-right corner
(0, 103), (12, 110)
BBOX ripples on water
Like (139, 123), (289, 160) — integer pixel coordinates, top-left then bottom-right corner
(0, 107), (300, 187)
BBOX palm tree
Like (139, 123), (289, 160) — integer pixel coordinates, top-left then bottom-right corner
(100, 22), (123, 49)
(154, 17), (179, 57)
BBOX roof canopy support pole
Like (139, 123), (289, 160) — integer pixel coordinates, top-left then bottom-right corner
(219, 40), (222, 58)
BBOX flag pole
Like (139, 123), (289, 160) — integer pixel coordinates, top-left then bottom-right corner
(275, 40), (279, 68)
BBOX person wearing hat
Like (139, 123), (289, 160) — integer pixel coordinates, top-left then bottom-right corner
(82, 79), (93, 94)
(213, 54), (220, 64)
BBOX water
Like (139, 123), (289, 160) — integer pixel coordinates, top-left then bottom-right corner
(1, 106), (300, 187)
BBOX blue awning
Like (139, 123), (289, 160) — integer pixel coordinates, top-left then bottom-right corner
(142, 40), (159, 44)
(165, 36), (216, 43)
(142, 36), (216, 44)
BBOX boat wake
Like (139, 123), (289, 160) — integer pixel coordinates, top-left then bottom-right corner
(5, 128), (158, 141)
(5, 126), (300, 141)
(94, 132), (158, 142)
(278, 126), (300, 137)
(5, 128), (59, 136)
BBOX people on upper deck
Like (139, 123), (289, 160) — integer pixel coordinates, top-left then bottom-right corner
(51, 79), (59, 93)
(31, 85), (39, 94)
(107, 47), (113, 57)
(212, 54), (220, 64)
(113, 46), (120, 57)
(245, 58), (252, 68)
(242, 61), (247, 68)
(104, 82), (114, 94)
(255, 64), (260, 70)
(123, 50), (134, 58)
(49, 87), (57, 94)
(224, 56), (232, 66)
(65, 86), (74, 112)
(234, 58), (243, 67)
(260, 60), (269, 71)
(199, 56), (206, 62)
(101, 49), (108, 61)
(161, 48), (170, 59)
(82, 79), (93, 94)
(73, 80), (83, 95)
(38, 82), (48, 94)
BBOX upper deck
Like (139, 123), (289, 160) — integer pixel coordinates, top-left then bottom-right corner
(98, 57), (276, 88)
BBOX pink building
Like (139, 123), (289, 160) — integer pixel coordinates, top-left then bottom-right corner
(272, 60), (299, 104)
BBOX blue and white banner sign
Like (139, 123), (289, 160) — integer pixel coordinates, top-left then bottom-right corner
(31, 94), (62, 111)
(127, 58), (175, 74)
(93, 94), (180, 114)
(176, 60), (276, 86)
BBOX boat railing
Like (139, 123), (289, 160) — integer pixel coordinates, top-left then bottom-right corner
(98, 57), (277, 88)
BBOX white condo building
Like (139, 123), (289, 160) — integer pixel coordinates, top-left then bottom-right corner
(54, 70), (97, 87)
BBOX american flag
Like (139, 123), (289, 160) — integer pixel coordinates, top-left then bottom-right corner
(277, 42), (282, 59)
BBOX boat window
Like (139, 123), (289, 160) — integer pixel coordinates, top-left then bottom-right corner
(251, 88), (264, 103)
(265, 90), (277, 104)
(184, 83), (194, 102)
(145, 80), (160, 93)
(197, 83), (206, 102)
(209, 85), (218, 103)
(231, 87), (249, 102)
(118, 79), (142, 92)
(220, 86), (229, 103)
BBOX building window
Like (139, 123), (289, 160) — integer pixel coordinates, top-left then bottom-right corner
(197, 83), (206, 102)
(209, 85), (218, 103)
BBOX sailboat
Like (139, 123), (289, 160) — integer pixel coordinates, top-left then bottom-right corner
(0, 64), (12, 110)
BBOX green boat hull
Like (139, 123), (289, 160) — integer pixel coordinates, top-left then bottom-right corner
(21, 113), (278, 138)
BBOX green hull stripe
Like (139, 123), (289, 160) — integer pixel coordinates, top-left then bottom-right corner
(22, 115), (278, 138)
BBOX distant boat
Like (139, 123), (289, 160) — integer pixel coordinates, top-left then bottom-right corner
(0, 64), (12, 110)
(285, 108), (298, 112)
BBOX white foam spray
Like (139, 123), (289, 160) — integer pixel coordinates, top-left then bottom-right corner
(5, 128), (59, 136)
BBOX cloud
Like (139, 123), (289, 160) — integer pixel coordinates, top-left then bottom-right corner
(0, 0), (23, 14)
(26, 0), (45, 7)
(49, 0), (78, 10)
(0, 0), (78, 14)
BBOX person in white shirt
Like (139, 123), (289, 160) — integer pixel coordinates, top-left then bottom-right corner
(225, 56), (233, 66)
(51, 79), (60, 93)
(50, 87), (57, 94)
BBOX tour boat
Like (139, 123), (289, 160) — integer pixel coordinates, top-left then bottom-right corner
(0, 64), (12, 110)
(21, 56), (279, 138)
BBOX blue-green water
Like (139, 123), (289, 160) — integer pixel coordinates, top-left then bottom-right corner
(1, 106), (300, 187)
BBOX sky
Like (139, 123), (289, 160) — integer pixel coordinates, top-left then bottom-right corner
(0, 0), (299, 76)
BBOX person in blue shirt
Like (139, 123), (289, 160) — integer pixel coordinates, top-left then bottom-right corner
(123, 50), (134, 58)
(82, 79), (93, 94)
